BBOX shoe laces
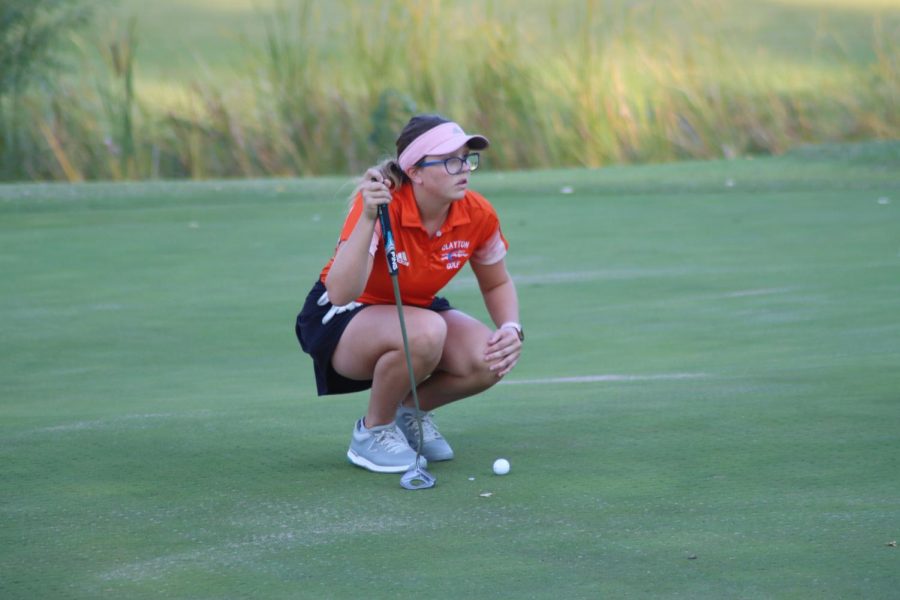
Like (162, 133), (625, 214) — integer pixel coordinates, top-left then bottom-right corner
(372, 425), (411, 455)
(403, 411), (441, 442)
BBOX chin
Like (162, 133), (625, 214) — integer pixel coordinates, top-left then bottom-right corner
(449, 187), (467, 200)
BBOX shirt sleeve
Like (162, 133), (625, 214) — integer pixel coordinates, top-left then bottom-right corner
(471, 227), (508, 265)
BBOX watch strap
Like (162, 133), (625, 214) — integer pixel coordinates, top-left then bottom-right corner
(500, 321), (524, 341)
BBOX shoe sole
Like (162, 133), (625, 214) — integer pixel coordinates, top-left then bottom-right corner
(347, 449), (416, 473)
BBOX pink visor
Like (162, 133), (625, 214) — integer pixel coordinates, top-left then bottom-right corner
(398, 122), (489, 173)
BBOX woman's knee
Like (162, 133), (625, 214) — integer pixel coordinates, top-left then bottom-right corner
(446, 346), (499, 392)
(408, 311), (448, 365)
(471, 358), (501, 391)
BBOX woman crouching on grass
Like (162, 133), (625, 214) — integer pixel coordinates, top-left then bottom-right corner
(295, 114), (524, 474)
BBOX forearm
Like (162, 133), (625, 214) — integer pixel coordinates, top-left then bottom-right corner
(481, 278), (520, 328)
(324, 215), (376, 305)
(470, 258), (522, 376)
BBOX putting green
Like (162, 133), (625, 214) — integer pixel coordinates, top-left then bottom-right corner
(2, 143), (898, 598)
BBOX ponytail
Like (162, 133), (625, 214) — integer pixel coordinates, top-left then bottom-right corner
(378, 159), (407, 190)
(348, 158), (408, 209)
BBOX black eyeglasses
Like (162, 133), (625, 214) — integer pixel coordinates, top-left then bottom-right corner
(416, 152), (480, 175)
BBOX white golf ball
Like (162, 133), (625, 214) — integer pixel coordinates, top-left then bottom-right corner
(492, 458), (510, 475)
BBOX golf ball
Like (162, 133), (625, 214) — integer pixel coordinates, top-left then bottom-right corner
(492, 458), (510, 475)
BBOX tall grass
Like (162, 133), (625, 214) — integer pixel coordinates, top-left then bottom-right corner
(0, 0), (92, 179)
(3, 0), (899, 181)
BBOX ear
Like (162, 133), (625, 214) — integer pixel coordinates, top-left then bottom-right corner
(406, 166), (424, 185)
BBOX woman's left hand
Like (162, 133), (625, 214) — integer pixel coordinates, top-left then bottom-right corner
(484, 326), (522, 377)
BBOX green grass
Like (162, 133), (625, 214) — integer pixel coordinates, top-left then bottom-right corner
(2, 143), (899, 598)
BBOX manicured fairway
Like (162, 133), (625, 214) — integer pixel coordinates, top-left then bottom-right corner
(2, 144), (899, 598)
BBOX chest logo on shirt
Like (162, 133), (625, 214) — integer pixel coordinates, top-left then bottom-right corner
(440, 240), (470, 270)
(396, 251), (410, 267)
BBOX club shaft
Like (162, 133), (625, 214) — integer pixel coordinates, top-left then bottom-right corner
(377, 204), (426, 463)
(389, 273), (423, 418)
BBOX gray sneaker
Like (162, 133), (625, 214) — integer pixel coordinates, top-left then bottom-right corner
(396, 406), (455, 462)
(347, 419), (419, 473)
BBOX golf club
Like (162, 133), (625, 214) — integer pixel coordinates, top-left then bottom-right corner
(376, 193), (436, 490)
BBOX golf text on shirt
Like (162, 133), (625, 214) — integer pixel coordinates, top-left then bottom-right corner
(319, 184), (508, 308)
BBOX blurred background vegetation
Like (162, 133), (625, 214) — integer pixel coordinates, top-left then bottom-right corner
(1, 0), (898, 181)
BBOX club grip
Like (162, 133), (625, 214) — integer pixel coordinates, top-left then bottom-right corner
(377, 204), (398, 276)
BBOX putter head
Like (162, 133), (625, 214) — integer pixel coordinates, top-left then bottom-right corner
(400, 458), (436, 490)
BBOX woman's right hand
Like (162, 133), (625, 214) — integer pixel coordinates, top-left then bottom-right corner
(361, 168), (393, 220)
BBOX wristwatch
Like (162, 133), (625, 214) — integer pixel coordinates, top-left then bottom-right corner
(501, 322), (524, 341)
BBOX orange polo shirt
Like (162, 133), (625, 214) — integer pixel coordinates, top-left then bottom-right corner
(319, 183), (508, 307)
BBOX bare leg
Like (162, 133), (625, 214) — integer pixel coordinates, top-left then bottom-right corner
(331, 305), (447, 427)
(404, 310), (499, 412)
